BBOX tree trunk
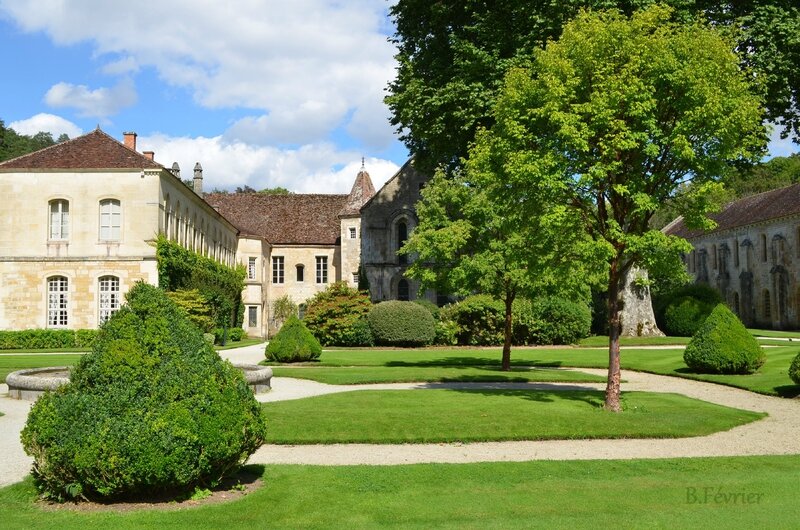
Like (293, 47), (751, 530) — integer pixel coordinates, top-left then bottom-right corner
(501, 293), (514, 372)
(620, 266), (664, 337)
(605, 258), (623, 412)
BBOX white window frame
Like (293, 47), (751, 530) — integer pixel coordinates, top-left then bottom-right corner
(248, 257), (257, 280)
(247, 305), (258, 328)
(99, 199), (122, 241)
(98, 276), (120, 325)
(47, 276), (69, 327)
(316, 256), (328, 284)
(49, 199), (69, 240)
(349, 227), (357, 239)
(272, 256), (285, 284)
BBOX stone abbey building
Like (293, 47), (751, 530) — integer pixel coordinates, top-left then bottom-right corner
(665, 183), (800, 329)
(0, 129), (434, 338)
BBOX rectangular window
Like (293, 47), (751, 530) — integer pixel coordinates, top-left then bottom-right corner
(734, 239), (740, 268)
(49, 200), (69, 240)
(316, 256), (328, 284)
(248, 257), (257, 280)
(352, 272), (359, 285)
(98, 276), (120, 325)
(296, 264), (304, 282)
(248, 306), (258, 328)
(47, 276), (69, 327)
(272, 256), (284, 284)
(99, 199), (122, 241)
(349, 227), (357, 239)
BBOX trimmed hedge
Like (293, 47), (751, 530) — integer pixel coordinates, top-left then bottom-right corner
(303, 282), (372, 346)
(213, 326), (245, 345)
(368, 301), (436, 347)
(21, 283), (267, 501)
(663, 297), (715, 337)
(0, 329), (98, 350)
(789, 353), (800, 385)
(266, 315), (322, 362)
(683, 303), (765, 374)
(527, 297), (592, 345)
(439, 295), (504, 346)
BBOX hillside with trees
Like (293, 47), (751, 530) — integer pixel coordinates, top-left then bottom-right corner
(0, 120), (68, 162)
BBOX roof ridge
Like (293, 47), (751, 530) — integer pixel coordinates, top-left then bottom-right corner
(0, 128), (96, 167)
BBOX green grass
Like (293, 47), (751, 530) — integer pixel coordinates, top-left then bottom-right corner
(214, 338), (264, 350)
(577, 335), (690, 347)
(0, 354), (84, 384)
(0, 347), (90, 354)
(271, 365), (605, 384)
(748, 328), (800, 339)
(1, 456), (798, 528)
(263, 389), (764, 444)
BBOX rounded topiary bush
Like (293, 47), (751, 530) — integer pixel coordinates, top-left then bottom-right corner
(21, 283), (267, 502)
(439, 295), (504, 346)
(265, 315), (322, 362)
(683, 303), (765, 374)
(529, 297), (592, 345)
(663, 297), (715, 337)
(368, 300), (436, 346)
(789, 353), (800, 385)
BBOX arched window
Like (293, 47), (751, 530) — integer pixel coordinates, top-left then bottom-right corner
(49, 199), (69, 240)
(712, 244), (717, 269)
(398, 279), (410, 301)
(47, 276), (69, 327)
(296, 264), (305, 282)
(164, 196), (171, 237)
(98, 276), (120, 325)
(397, 220), (408, 265)
(99, 199), (121, 241)
(764, 290), (771, 321)
(761, 234), (767, 262)
(733, 239), (739, 268)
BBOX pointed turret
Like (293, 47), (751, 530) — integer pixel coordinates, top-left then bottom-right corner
(339, 159), (376, 217)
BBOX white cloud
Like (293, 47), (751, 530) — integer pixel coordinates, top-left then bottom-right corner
(1, 0), (397, 146)
(139, 133), (399, 194)
(44, 79), (137, 118)
(8, 113), (82, 138)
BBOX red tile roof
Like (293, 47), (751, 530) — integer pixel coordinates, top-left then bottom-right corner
(664, 183), (800, 239)
(0, 128), (163, 170)
(206, 193), (348, 245)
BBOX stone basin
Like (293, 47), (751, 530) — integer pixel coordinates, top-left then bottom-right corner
(5, 363), (272, 401)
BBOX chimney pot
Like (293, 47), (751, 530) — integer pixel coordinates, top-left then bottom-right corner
(193, 162), (203, 196)
(171, 162), (180, 178)
(123, 131), (137, 151)
(143, 151), (155, 160)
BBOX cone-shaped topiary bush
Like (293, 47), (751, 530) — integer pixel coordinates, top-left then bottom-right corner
(368, 300), (436, 346)
(789, 353), (800, 385)
(21, 282), (267, 502)
(683, 303), (765, 374)
(266, 315), (322, 362)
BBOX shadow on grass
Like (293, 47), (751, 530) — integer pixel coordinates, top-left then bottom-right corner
(385, 356), (564, 368)
(429, 387), (606, 407)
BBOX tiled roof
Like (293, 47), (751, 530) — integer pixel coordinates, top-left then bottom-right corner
(339, 169), (376, 217)
(664, 183), (800, 239)
(0, 128), (163, 170)
(206, 193), (347, 245)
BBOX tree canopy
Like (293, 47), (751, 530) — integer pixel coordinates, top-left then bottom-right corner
(386, 0), (798, 173)
(471, 6), (765, 410)
(0, 120), (66, 162)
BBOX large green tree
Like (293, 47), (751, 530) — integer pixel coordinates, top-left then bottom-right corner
(0, 119), (65, 162)
(386, 1), (798, 173)
(401, 166), (592, 370)
(473, 7), (765, 411)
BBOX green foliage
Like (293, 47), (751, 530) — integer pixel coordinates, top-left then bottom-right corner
(725, 154), (800, 198)
(527, 297), (592, 345)
(213, 327), (245, 344)
(349, 317), (375, 347)
(440, 295), (504, 346)
(0, 120), (65, 162)
(265, 315), (322, 362)
(656, 284), (723, 336)
(413, 299), (440, 320)
(258, 186), (293, 195)
(367, 301), (436, 347)
(683, 303), (765, 374)
(789, 353), (800, 385)
(272, 295), (298, 329)
(166, 289), (215, 332)
(303, 282), (372, 346)
(155, 235), (245, 329)
(21, 283), (267, 501)
(0, 329), (97, 350)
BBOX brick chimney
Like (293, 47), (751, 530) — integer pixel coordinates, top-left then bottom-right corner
(193, 162), (203, 196)
(123, 132), (137, 151)
(143, 151), (155, 160)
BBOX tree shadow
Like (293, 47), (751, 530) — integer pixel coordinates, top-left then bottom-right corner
(385, 356), (563, 368)
(419, 386), (606, 407)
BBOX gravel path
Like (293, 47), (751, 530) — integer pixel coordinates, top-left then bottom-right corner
(1, 345), (797, 487)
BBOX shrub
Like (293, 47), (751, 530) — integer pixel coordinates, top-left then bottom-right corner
(434, 319), (459, 346)
(789, 353), (800, 385)
(413, 299), (440, 320)
(272, 295), (298, 329)
(439, 295), (504, 346)
(166, 289), (215, 332)
(663, 297), (715, 337)
(213, 326), (245, 344)
(21, 283), (267, 501)
(683, 303), (765, 374)
(265, 315), (322, 362)
(303, 282), (372, 346)
(0, 329), (98, 350)
(368, 301), (436, 347)
(528, 297), (592, 345)
(349, 317), (375, 347)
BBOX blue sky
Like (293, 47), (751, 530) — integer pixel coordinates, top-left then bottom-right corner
(0, 1), (796, 194)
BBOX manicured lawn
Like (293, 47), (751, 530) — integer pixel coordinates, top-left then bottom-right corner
(748, 328), (800, 339)
(0, 348), (90, 354)
(271, 365), (605, 384)
(214, 338), (264, 350)
(578, 335), (690, 347)
(1, 456), (798, 528)
(263, 389), (764, 444)
(0, 354), (84, 384)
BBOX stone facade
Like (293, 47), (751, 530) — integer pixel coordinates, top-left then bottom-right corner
(0, 129), (237, 331)
(360, 158), (438, 303)
(665, 184), (800, 329)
